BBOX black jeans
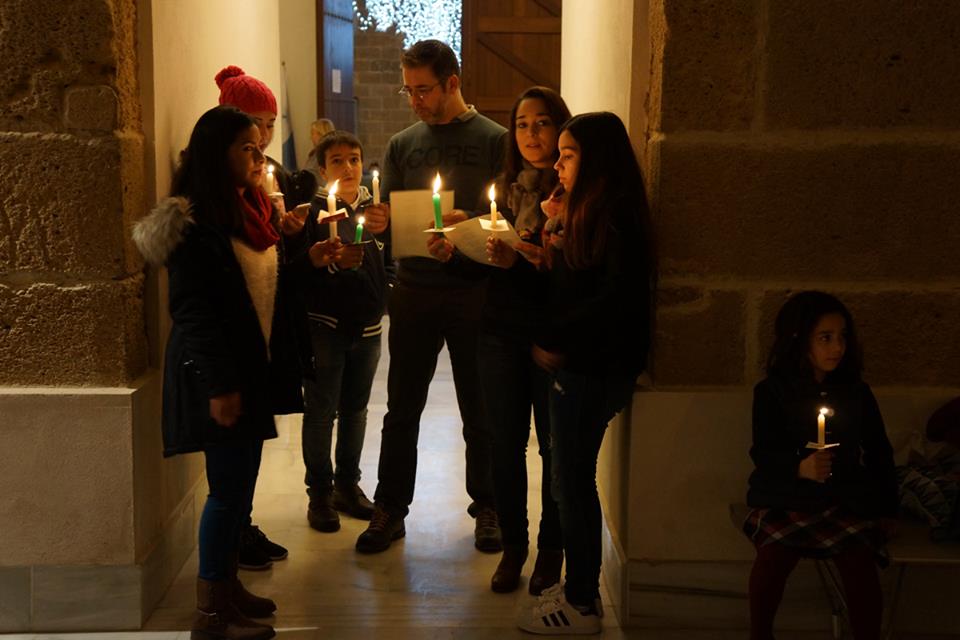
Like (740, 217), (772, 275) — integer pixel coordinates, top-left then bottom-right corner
(548, 368), (634, 607)
(199, 438), (263, 579)
(479, 331), (561, 550)
(374, 281), (494, 516)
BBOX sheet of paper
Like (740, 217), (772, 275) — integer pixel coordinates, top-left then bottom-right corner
(389, 189), (454, 258)
(445, 215), (522, 268)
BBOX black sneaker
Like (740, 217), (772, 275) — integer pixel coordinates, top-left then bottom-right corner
(473, 506), (502, 553)
(355, 504), (405, 553)
(332, 483), (375, 520)
(307, 492), (341, 533)
(238, 526), (272, 571)
(249, 524), (288, 561)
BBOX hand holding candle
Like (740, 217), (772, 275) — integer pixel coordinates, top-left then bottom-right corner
(432, 172), (443, 230)
(372, 170), (380, 205)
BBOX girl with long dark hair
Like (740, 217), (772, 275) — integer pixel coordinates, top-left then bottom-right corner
(133, 105), (331, 640)
(517, 111), (651, 634)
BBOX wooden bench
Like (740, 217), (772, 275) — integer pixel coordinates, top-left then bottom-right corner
(729, 502), (960, 639)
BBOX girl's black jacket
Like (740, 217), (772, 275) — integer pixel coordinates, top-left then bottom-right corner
(536, 196), (650, 377)
(133, 197), (305, 457)
(747, 372), (898, 518)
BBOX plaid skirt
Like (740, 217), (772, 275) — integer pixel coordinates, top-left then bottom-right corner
(743, 506), (890, 567)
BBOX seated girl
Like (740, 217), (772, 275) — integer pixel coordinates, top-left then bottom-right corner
(744, 290), (898, 640)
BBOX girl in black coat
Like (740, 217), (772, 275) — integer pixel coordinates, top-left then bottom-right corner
(744, 291), (898, 640)
(133, 106), (331, 640)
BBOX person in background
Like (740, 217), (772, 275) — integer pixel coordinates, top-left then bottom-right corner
(286, 130), (388, 534)
(354, 39), (506, 555)
(743, 291), (897, 640)
(304, 118), (336, 179)
(132, 105), (326, 640)
(516, 112), (651, 635)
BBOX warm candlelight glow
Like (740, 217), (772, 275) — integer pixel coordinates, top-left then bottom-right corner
(329, 179), (339, 197)
(488, 183), (496, 201)
(371, 169), (380, 204)
(432, 172), (442, 194)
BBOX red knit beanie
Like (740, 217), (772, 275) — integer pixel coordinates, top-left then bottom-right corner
(215, 65), (277, 115)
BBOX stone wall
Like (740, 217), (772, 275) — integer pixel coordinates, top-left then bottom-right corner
(648, 0), (960, 389)
(354, 26), (418, 169)
(0, 0), (147, 386)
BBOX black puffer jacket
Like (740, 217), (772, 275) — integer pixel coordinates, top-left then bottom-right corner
(133, 197), (304, 457)
(747, 373), (898, 517)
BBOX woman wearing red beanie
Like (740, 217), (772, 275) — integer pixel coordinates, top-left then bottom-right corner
(216, 66), (317, 213)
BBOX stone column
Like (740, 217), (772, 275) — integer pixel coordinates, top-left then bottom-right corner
(0, 0), (198, 631)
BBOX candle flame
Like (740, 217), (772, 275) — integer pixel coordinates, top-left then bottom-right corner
(329, 179), (339, 196)
(432, 172), (441, 194)
(357, 215), (365, 226)
(488, 183), (496, 201)
(372, 169), (379, 179)
(819, 407), (828, 416)
(267, 164), (275, 175)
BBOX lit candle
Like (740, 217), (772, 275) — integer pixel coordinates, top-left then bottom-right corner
(354, 215), (365, 244)
(817, 407), (828, 446)
(327, 179), (339, 238)
(488, 183), (498, 226)
(265, 164), (276, 193)
(372, 169), (380, 205)
(432, 172), (443, 229)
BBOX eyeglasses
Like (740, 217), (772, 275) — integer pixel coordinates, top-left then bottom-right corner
(398, 83), (441, 99)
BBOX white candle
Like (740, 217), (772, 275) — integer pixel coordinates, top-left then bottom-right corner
(327, 179), (339, 238)
(488, 183), (498, 226)
(372, 169), (380, 205)
(265, 164), (276, 193)
(817, 407), (828, 446)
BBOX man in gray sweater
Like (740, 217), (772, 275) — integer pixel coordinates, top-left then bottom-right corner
(356, 40), (506, 554)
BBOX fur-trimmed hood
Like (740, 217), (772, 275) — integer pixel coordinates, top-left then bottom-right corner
(132, 196), (195, 266)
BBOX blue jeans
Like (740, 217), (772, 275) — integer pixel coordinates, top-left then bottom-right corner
(302, 322), (381, 499)
(199, 438), (263, 580)
(479, 332), (561, 550)
(548, 368), (635, 607)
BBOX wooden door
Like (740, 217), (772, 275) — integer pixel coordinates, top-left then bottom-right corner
(316, 0), (356, 132)
(461, 0), (562, 127)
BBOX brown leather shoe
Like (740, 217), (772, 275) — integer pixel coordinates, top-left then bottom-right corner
(332, 482), (375, 520)
(192, 577), (275, 640)
(307, 490), (341, 532)
(529, 549), (564, 596)
(490, 544), (528, 593)
(228, 559), (276, 619)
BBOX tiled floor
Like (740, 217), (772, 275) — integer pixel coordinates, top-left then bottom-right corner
(9, 328), (632, 639)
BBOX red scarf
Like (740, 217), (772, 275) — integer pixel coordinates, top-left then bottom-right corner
(238, 188), (279, 250)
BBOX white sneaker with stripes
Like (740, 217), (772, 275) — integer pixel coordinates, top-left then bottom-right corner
(517, 584), (602, 635)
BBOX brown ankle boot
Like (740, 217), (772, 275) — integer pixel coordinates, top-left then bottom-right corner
(192, 577), (275, 640)
(490, 544), (528, 593)
(528, 549), (563, 596)
(230, 577), (276, 618)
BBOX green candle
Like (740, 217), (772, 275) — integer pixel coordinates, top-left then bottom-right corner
(432, 172), (443, 229)
(354, 215), (365, 244)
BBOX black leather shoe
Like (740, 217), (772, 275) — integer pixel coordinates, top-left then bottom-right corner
(491, 544), (528, 593)
(238, 527), (273, 571)
(333, 483), (375, 520)
(248, 525), (287, 561)
(473, 506), (502, 553)
(307, 492), (341, 533)
(355, 504), (405, 553)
